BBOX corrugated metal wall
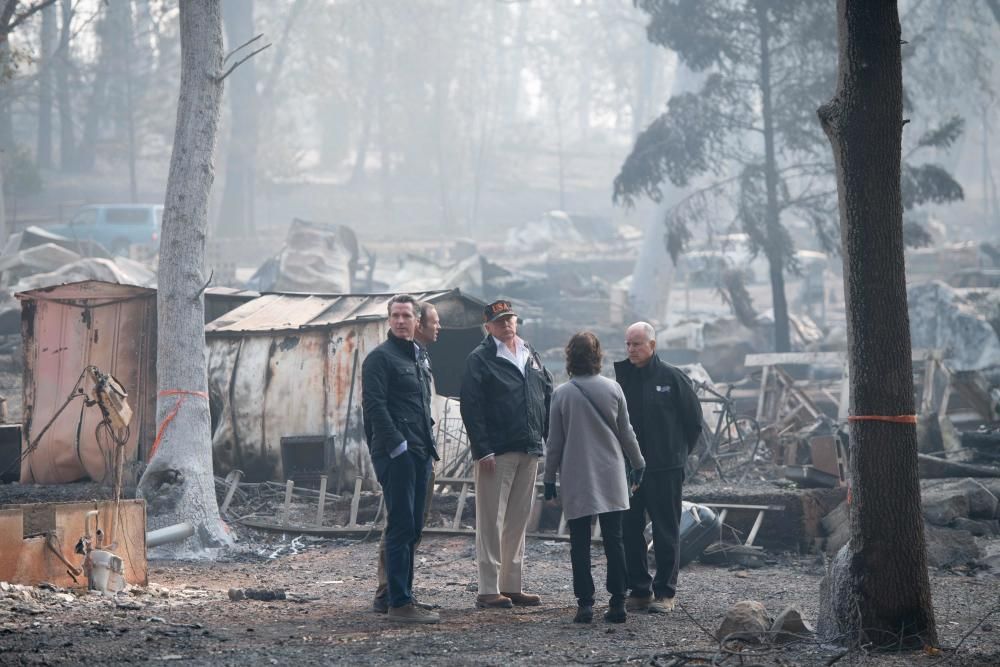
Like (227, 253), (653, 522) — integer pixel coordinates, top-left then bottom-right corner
(208, 322), (382, 490)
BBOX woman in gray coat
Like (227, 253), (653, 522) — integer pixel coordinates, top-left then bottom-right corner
(544, 332), (646, 623)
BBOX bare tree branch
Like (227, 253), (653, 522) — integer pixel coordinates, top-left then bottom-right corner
(223, 32), (263, 63)
(0, 0), (19, 33)
(217, 42), (270, 82)
(4, 0), (58, 34)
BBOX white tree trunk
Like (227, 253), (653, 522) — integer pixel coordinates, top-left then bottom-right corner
(137, 0), (232, 555)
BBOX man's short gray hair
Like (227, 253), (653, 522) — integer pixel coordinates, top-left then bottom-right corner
(627, 321), (656, 341)
(387, 294), (422, 319)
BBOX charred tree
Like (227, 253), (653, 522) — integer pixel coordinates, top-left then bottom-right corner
(137, 0), (232, 555)
(217, 0), (257, 238)
(817, 0), (936, 648)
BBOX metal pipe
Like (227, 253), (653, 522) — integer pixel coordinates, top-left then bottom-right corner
(146, 522), (194, 548)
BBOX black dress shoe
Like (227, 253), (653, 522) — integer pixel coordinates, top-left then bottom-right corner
(604, 602), (627, 623)
(573, 605), (593, 623)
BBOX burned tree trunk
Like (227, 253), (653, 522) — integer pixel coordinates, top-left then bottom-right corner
(817, 0), (936, 648)
(137, 0), (232, 555)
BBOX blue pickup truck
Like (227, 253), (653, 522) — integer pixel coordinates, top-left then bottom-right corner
(47, 204), (163, 255)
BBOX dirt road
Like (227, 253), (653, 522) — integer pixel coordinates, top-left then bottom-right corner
(1, 532), (997, 666)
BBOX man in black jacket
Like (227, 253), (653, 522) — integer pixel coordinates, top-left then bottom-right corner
(460, 300), (553, 609)
(372, 302), (441, 614)
(614, 321), (702, 614)
(362, 295), (440, 624)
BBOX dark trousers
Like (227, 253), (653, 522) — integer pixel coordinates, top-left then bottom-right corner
(375, 469), (435, 604)
(568, 511), (627, 608)
(622, 468), (684, 599)
(372, 450), (433, 608)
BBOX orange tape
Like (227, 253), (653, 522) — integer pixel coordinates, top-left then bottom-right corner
(847, 415), (917, 424)
(149, 389), (209, 458)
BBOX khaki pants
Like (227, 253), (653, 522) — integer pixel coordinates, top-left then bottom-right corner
(474, 452), (538, 595)
(375, 468), (436, 602)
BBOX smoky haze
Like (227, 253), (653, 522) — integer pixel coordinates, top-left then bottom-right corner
(3, 0), (999, 368)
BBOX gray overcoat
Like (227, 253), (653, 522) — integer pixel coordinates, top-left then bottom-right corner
(544, 374), (646, 521)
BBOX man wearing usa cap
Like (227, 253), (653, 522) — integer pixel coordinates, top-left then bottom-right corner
(460, 300), (553, 609)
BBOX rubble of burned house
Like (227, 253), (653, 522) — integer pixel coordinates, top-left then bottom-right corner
(2, 209), (1000, 590)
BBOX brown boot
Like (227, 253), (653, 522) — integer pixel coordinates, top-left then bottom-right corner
(386, 602), (440, 624)
(501, 591), (541, 607)
(476, 593), (513, 609)
(648, 596), (676, 613)
(625, 594), (653, 612)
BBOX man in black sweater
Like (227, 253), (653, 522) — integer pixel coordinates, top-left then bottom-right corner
(362, 295), (440, 624)
(614, 321), (702, 614)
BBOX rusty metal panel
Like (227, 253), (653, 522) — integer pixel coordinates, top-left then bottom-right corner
(17, 281), (157, 484)
(208, 323), (384, 489)
(209, 336), (272, 480)
(0, 499), (147, 588)
(330, 321), (385, 489)
(261, 332), (329, 478)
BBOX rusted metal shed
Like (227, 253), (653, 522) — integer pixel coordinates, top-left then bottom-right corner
(15, 280), (261, 485)
(17, 280), (158, 484)
(204, 289), (485, 490)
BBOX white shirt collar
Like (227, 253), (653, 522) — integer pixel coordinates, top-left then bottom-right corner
(493, 335), (529, 374)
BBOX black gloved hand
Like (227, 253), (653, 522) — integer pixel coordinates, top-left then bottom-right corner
(628, 467), (645, 490)
(544, 482), (557, 500)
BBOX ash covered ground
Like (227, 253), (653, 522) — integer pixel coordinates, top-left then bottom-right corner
(1, 521), (998, 666)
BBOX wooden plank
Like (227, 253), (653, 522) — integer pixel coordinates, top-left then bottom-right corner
(921, 358), (937, 415)
(837, 360), (850, 421)
(702, 503), (786, 511)
(771, 381), (787, 424)
(238, 520), (599, 543)
(745, 510), (766, 547)
(452, 482), (469, 530)
(745, 348), (941, 368)
(315, 475), (327, 527)
(755, 365), (770, 423)
(435, 476), (548, 488)
(281, 480), (294, 524)
(745, 352), (845, 368)
(219, 469), (243, 517)
(348, 477), (363, 527)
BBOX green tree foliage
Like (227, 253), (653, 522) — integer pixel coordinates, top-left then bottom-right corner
(614, 0), (966, 351)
